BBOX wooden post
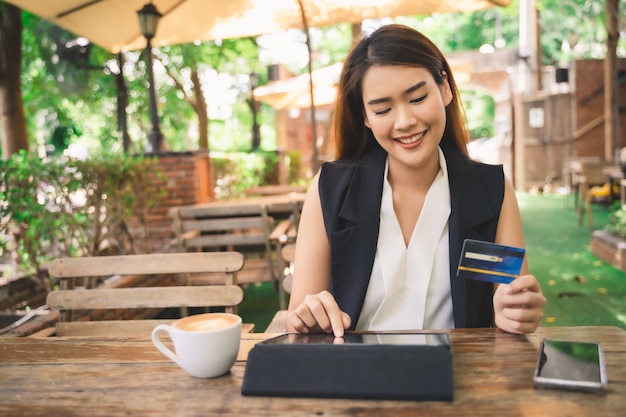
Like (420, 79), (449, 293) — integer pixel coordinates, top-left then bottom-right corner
(605, 0), (620, 160)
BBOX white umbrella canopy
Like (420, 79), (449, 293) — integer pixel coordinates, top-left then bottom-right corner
(254, 63), (343, 110)
(7, 0), (511, 53)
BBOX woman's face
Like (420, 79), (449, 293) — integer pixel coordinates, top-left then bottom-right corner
(362, 65), (452, 171)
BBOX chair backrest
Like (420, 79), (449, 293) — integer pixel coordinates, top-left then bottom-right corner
(170, 204), (274, 252)
(170, 203), (277, 285)
(46, 252), (245, 337)
(577, 161), (613, 187)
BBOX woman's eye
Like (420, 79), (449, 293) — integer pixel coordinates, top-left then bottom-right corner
(410, 95), (427, 104)
(373, 108), (391, 116)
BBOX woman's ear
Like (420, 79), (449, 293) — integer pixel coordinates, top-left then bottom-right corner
(441, 71), (453, 106)
(363, 113), (371, 129)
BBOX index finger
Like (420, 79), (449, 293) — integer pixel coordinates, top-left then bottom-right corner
(508, 274), (541, 293)
(317, 291), (348, 337)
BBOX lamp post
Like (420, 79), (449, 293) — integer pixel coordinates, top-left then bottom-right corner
(249, 72), (261, 151)
(137, 2), (164, 153)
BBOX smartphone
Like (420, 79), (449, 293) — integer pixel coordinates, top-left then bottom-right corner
(533, 339), (608, 392)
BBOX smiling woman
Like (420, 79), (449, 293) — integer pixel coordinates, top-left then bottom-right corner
(285, 24), (546, 339)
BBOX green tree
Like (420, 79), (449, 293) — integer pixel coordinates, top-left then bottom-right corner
(537, 0), (626, 65)
(0, 2), (28, 158)
(156, 37), (261, 152)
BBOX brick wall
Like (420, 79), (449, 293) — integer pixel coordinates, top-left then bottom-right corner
(129, 152), (212, 254)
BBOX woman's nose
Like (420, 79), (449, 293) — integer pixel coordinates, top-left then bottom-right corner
(394, 104), (417, 130)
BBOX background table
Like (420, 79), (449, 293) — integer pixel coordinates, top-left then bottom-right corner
(1, 327), (625, 416)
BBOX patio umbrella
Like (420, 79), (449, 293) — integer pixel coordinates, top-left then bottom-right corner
(254, 63), (343, 110)
(6, 0), (511, 53)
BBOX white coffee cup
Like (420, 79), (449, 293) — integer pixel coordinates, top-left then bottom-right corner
(152, 312), (242, 378)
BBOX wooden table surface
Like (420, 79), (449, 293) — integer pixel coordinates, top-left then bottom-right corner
(188, 192), (306, 218)
(1, 327), (625, 416)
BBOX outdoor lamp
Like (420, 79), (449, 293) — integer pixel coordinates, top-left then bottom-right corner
(250, 72), (261, 150)
(137, 3), (161, 40)
(137, 2), (164, 152)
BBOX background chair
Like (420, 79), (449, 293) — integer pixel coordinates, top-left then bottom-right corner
(264, 243), (295, 333)
(576, 161), (615, 231)
(36, 252), (252, 337)
(170, 204), (277, 286)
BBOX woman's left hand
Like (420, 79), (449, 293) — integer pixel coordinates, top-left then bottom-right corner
(493, 274), (547, 334)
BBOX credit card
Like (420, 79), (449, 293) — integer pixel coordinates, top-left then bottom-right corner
(457, 239), (525, 284)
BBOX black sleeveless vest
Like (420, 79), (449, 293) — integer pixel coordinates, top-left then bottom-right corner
(318, 146), (505, 329)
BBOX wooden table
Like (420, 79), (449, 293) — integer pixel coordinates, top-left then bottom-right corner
(187, 192), (306, 220)
(1, 327), (625, 416)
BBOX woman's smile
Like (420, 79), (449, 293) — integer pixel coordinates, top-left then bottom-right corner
(396, 130), (427, 146)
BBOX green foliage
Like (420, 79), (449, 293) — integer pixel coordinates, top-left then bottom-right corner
(0, 151), (163, 283)
(211, 151), (279, 199)
(9, 1), (626, 160)
(537, 0), (609, 64)
(210, 150), (305, 199)
(463, 91), (496, 139)
(605, 202), (626, 239)
(19, 12), (122, 156)
(285, 151), (304, 185)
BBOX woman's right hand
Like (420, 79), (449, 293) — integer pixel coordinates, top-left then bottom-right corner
(286, 290), (351, 337)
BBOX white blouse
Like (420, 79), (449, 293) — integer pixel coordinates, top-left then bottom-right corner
(355, 147), (454, 331)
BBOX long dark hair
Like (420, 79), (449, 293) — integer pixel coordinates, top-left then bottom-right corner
(333, 24), (469, 160)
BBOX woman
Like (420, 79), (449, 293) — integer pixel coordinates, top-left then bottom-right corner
(286, 24), (546, 337)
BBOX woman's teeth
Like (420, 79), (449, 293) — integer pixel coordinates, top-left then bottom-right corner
(397, 132), (425, 145)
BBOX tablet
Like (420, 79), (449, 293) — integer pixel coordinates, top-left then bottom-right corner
(242, 332), (454, 401)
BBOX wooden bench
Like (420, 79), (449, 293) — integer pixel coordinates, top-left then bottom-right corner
(170, 203), (277, 286)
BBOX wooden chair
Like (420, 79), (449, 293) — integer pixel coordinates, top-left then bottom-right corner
(280, 243), (295, 295)
(269, 216), (297, 309)
(576, 162), (614, 231)
(264, 243), (295, 333)
(36, 252), (254, 337)
(170, 204), (277, 286)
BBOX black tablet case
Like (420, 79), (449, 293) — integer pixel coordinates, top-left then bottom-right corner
(241, 333), (454, 401)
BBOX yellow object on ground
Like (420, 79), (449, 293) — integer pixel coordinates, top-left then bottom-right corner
(589, 183), (619, 199)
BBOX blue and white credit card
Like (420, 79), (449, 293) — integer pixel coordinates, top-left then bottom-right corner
(457, 239), (525, 284)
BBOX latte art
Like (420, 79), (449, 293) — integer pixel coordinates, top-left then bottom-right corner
(173, 313), (240, 332)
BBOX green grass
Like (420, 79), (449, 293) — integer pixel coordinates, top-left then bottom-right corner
(238, 282), (282, 332)
(519, 192), (626, 330)
(238, 192), (626, 332)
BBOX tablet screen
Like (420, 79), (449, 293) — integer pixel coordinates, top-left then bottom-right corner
(261, 332), (450, 346)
